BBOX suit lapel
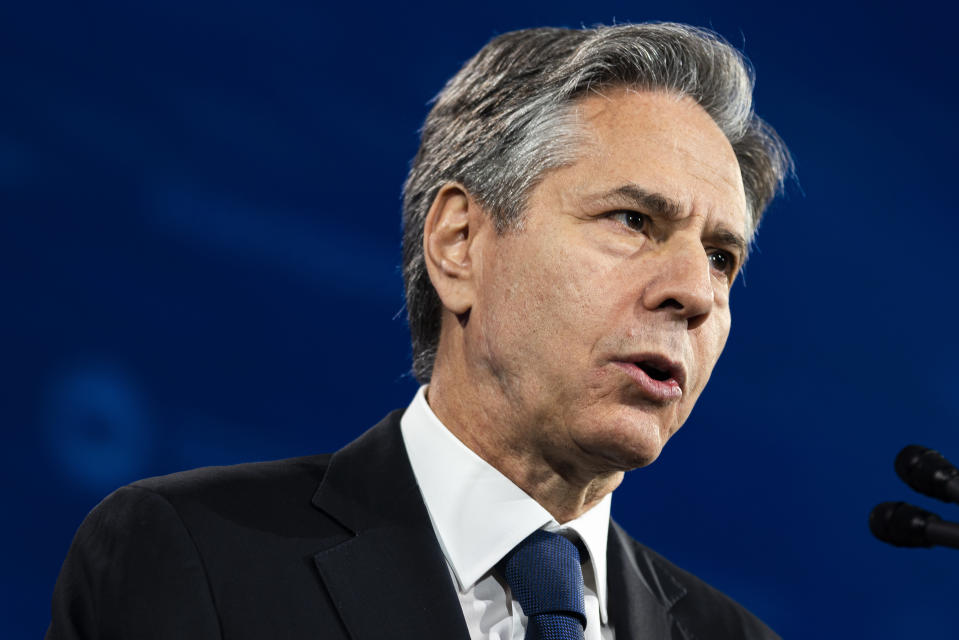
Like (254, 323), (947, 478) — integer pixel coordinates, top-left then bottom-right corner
(607, 520), (690, 640)
(311, 410), (470, 640)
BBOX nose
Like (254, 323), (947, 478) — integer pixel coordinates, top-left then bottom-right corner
(641, 237), (714, 328)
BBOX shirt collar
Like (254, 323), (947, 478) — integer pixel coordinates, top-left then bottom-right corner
(400, 385), (611, 622)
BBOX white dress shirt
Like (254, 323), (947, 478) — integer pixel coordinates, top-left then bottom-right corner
(401, 386), (615, 640)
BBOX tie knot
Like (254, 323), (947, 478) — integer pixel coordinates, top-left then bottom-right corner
(499, 530), (587, 633)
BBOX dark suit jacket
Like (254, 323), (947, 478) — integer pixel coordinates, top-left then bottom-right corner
(48, 410), (779, 639)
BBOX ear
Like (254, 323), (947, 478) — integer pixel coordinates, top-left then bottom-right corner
(423, 183), (485, 316)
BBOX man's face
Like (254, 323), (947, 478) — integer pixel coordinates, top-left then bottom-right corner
(465, 89), (749, 471)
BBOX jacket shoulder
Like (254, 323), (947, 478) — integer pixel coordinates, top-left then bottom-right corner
(125, 453), (339, 535)
(48, 453), (343, 639)
(130, 453), (334, 499)
(616, 525), (781, 640)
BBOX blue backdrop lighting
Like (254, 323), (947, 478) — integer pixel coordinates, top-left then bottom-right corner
(5, 1), (958, 637)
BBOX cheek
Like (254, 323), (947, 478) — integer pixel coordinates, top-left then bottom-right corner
(505, 243), (598, 316)
(692, 312), (731, 390)
(481, 245), (608, 373)
(476, 249), (560, 361)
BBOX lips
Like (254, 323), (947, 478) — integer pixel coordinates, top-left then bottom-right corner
(613, 354), (686, 403)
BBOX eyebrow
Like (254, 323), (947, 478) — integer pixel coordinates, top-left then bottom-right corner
(709, 228), (748, 260)
(596, 183), (748, 259)
(600, 184), (684, 220)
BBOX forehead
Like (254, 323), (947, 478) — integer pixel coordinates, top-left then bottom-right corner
(568, 89), (748, 235)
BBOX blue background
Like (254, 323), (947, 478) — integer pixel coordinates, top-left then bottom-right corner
(5, 0), (958, 637)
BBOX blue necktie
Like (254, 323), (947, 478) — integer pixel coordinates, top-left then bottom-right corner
(500, 529), (587, 640)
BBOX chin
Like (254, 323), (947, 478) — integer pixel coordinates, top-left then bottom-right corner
(576, 412), (673, 471)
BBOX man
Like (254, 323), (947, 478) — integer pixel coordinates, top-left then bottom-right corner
(48, 22), (790, 640)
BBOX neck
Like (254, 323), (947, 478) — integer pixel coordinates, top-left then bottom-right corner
(427, 365), (624, 524)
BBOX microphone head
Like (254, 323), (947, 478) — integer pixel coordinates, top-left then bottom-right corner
(894, 445), (959, 502)
(870, 501), (940, 548)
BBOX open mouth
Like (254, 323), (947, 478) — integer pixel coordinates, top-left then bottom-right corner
(623, 354), (685, 391)
(636, 361), (672, 382)
(613, 357), (684, 401)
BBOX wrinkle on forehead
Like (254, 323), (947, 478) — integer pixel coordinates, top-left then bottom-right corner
(568, 89), (748, 235)
(676, 142), (744, 194)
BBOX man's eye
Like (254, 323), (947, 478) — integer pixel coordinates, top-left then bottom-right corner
(609, 210), (648, 232)
(709, 250), (735, 276)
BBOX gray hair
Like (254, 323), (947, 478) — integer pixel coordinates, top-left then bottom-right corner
(402, 22), (792, 383)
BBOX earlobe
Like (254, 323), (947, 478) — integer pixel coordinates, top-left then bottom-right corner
(423, 183), (481, 316)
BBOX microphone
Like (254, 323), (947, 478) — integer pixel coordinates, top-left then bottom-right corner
(869, 501), (959, 550)
(894, 445), (959, 504)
